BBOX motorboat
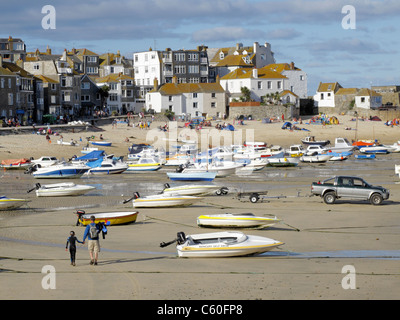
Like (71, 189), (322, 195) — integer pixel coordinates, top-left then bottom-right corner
(126, 157), (161, 172)
(124, 192), (201, 208)
(167, 171), (217, 181)
(305, 145), (329, 154)
(267, 157), (299, 167)
(91, 140), (112, 147)
(353, 140), (375, 148)
(164, 153), (193, 166)
(0, 158), (31, 170)
(236, 158), (268, 172)
(301, 136), (330, 146)
(243, 141), (267, 148)
(57, 139), (78, 146)
(328, 151), (351, 161)
(75, 210), (139, 226)
(233, 146), (284, 160)
(87, 158), (128, 175)
(30, 156), (60, 167)
(287, 145), (305, 157)
(384, 141), (400, 153)
(359, 146), (390, 154)
(27, 162), (91, 179)
(300, 152), (332, 163)
(197, 213), (281, 228)
(161, 183), (223, 196)
(81, 147), (99, 154)
(160, 231), (284, 258)
(29, 182), (95, 197)
(330, 138), (356, 153)
(0, 196), (29, 210)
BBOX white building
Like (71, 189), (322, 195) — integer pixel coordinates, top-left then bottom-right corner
(146, 78), (226, 118)
(355, 88), (382, 109)
(133, 49), (162, 99)
(313, 82), (342, 108)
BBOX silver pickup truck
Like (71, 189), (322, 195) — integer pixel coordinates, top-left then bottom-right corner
(311, 176), (390, 205)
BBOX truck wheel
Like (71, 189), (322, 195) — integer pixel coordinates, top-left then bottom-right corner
(323, 192), (336, 204)
(370, 193), (383, 205)
(250, 194), (259, 203)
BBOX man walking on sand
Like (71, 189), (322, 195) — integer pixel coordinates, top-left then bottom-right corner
(83, 216), (100, 265)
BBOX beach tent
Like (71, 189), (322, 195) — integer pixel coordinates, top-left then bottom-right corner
(370, 116), (381, 121)
(329, 116), (339, 125)
(282, 122), (292, 129)
(224, 124), (235, 131)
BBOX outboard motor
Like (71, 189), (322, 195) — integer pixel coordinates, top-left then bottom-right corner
(75, 210), (86, 226)
(133, 192), (140, 199)
(163, 183), (170, 189)
(176, 165), (184, 173)
(177, 232), (186, 245)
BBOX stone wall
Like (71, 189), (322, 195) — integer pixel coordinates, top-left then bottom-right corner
(228, 102), (299, 120)
(317, 107), (400, 120)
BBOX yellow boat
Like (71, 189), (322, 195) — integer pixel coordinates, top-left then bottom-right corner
(75, 210), (139, 226)
(126, 157), (161, 171)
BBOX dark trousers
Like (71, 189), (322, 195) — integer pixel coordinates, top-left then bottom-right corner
(69, 248), (76, 263)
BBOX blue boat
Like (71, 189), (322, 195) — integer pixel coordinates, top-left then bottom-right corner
(91, 141), (112, 147)
(355, 154), (376, 160)
(167, 172), (217, 181)
(30, 163), (91, 179)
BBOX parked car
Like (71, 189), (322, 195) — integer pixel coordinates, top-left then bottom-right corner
(311, 176), (390, 205)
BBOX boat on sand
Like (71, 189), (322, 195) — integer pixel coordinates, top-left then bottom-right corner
(28, 182), (95, 197)
(160, 231), (284, 258)
(75, 210), (139, 226)
(197, 213), (280, 228)
(0, 196), (29, 210)
(124, 192), (201, 208)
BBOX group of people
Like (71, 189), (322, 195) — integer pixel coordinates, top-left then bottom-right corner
(65, 216), (102, 266)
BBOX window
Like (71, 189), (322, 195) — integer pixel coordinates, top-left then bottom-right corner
(188, 65), (199, 74)
(169, 96), (173, 101)
(193, 93), (198, 98)
(174, 53), (185, 62)
(134, 55), (138, 62)
(87, 56), (97, 63)
(361, 97), (365, 103)
(1, 78), (4, 88)
(8, 93), (13, 105)
(188, 53), (198, 61)
(8, 79), (12, 88)
(174, 65), (186, 74)
(81, 82), (90, 90)
(277, 81), (282, 89)
(86, 67), (98, 74)
(51, 95), (56, 103)
(110, 83), (118, 90)
(257, 81), (262, 90)
(211, 93), (216, 98)
(34, 63), (40, 70)
(320, 93), (324, 100)
(193, 102), (198, 108)
(211, 102), (216, 108)
(300, 75), (305, 81)
(267, 81), (272, 89)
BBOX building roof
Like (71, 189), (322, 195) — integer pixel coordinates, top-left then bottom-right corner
(34, 75), (59, 84)
(2, 62), (33, 78)
(95, 73), (134, 83)
(265, 63), (302, 73)
(279, 90), (298, 98)
(356, 88), (382, 97)
(335, 88), (359, 95)
(220, 67), (287, 80)
(71, 48), (98, 56)
(154, 82), (225, 95)
(215, 54), (253, 67)
(316, 82), (342, 92)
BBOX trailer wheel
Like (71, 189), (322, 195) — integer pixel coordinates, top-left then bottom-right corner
(370, 193), (383, 205)
(323, 192), (336, 204)
(250, 194), (259, 203)
(215, 189), (222, 196)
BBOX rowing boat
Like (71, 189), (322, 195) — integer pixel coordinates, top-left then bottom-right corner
(75, 210), (139, 226)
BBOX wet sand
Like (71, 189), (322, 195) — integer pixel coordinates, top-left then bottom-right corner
(0, 114), (400, 300)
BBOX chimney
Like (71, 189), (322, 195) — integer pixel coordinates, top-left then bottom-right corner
(8, 36), (13, 51)
(16, 58), (24, 69)
(172, 75), (177, 84)
(290, 62), (295, 70)
(72, 48), (76, 55)
(252, 68), (258, 78)
(46, 45), (51, 55)
(62, 49), (67, 61)
(0, 55), (3, 68)
(236, 43), (243, 50)
(216, 75), (220, 84)
(154, 77), (159, 91)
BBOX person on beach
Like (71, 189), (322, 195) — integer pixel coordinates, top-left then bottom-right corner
(83, 216), (100, 265)
(65, 231), (83, 266)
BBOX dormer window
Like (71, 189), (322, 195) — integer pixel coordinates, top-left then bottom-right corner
(219, 52), (225, 59)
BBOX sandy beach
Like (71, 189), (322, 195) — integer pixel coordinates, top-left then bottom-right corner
(0, 113), (400, 301)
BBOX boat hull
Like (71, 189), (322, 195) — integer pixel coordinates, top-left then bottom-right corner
(132, 196), (200, 208)
(77, 211), (139, 225)
(91, 141), (112, 146)
(177, 232), (283, 258)
(163, 185), (221, 196)
(197, 214), (280, 228)
(33, 168), (89, 179)
(167, 172), (217, 181)
(0, 198), (29, 210)
(35, 183), (95, 197)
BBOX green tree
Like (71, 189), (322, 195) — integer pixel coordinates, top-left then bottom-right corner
(98, 85), (110, 110)
(240, 86), (251, 102)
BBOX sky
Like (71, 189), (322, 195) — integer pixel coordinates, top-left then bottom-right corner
(1, 0), (400, 96)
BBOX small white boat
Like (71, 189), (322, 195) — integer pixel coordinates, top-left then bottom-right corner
(162, 183), (223, 196)
(81, 147), (99, 154)
(75, 210), (139, 226)
(28, 162), (91, 179)
(395, 164), (400, 178)
(287, 145), (305, 158)
(91, 141), (112, 147)
(164, 153), (193, 166)
(197, 213), (280, 228)
(126, 157), (161, 172)
(160, 231), (284, 258)
(57, 140), (78, 146)
(384, 141), (400, 153)
(237, 158), (268, 172)
(330, 137), (356, 153)
(181, 161), (243, 177)
(300, 153), (332, 163)
(0, 196), (29, 210)
(359, 146), (390, 154)
(124, 192), (201, 208)
(87, 158), (128, 175)
(30, 156), (60, 167)
(301, 136), (330, 146)
(29, 182), (95, 197)
(0, 158), (31, 170)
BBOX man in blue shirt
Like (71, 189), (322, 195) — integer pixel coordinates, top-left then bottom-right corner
(83, 216), (100, 265)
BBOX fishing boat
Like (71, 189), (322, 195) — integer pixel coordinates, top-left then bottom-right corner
(29, 182), (95, 197)
(160, 231), (284, 258)
(301, 136), (330, 146)
(329, 138), (356, 153)
(300, 152), (332, 163)
(0, 158), (31, 170)
(197, 213), (280, 228)
(30, 156), (61, 167)
(355, 154), (376, 160)
(27, 162), (91, 179)
(162, 183), (223, 196)
(124, 192), (201, 208)
(167, 171), (217, 181)
(126, 157), (161, 172)
(267, 157), (299, 167)
(75, 210), (139, 226)
(0, 196), (29, 210)
(91, 141), (112, 147)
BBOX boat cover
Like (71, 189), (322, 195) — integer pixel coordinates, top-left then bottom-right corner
(75, 150), (105, 161)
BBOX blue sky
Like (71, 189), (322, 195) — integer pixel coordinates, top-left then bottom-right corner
(1, 0), (399, 95)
